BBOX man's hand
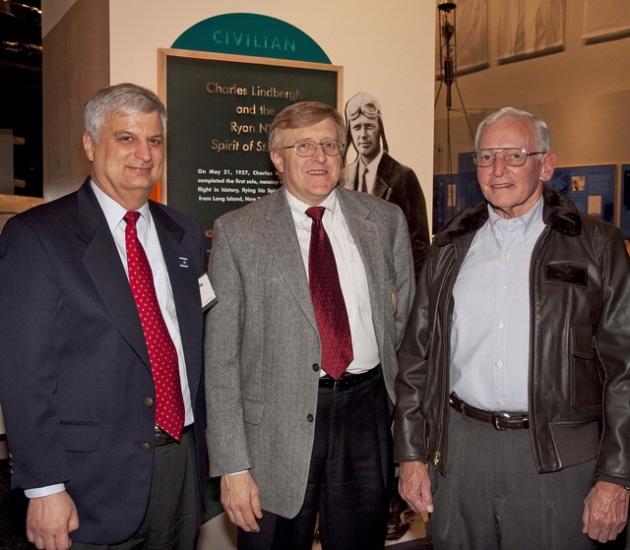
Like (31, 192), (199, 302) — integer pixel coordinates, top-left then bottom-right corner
(221, 472), (263, 532)
(399, 460), (433, 513)
(582, 480), (630, 543)
(26, 491), (79, 550)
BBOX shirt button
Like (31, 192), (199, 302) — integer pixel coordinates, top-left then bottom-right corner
(501, 285), (507, 293)
(141, 442), (152, 451)
(143, 397), (154, 407)
(498, 321), (504, 329)
(496, 360), (504, 368)
(306, 414), (314, 423)
(498, 398), (505, 406)
(312, 363), (320, 372)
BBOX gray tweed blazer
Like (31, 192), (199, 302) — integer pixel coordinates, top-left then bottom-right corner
(204, 185), (414, 518)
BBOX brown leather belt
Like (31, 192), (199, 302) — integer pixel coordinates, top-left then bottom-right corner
(153, 424), (193, 446)
(319, 365), (381, 390)
(449, 393), (529, 430)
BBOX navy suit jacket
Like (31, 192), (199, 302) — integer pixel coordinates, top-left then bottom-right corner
(0, 181), (208, 544)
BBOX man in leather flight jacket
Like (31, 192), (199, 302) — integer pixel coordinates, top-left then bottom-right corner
(394, 107), (630, 549)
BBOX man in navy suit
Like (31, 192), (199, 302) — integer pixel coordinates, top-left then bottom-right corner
(0, 83), (209, 549)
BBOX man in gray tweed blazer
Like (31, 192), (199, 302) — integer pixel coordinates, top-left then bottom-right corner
(205, 101), (415, 550)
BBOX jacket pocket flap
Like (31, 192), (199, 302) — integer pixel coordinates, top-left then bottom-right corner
(572, 327), (594, 359)
(60, 422), (100, 452)
(242, 399), (264, 425)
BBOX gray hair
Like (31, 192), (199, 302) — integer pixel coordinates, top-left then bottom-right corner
(83, 83), (167, 140)
(474, 106), (551, 152)
(268, 101), (345, 151)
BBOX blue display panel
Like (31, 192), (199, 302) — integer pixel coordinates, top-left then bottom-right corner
(547, 165), (616, 224)
(433, 163), (619, 235)
(433, 171), (484, 233)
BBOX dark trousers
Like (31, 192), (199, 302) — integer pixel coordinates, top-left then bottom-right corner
(72, 429), (201, 550)
(431, 409), (596, 550)
(238, 369), (392, 550)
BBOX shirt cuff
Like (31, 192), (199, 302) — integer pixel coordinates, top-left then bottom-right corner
(24, 484), (66, 499)
(225, 470), (249, 476)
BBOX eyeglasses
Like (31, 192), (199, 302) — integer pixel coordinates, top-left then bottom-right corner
(281, 140), (345, 157)
(472, 148), (546, 167)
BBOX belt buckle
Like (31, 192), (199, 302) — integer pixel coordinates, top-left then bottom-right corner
(493, 413), (511, 430)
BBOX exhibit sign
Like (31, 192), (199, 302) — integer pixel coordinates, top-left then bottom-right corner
(157, 49), (342, 230)
(171, 13), (331, 63)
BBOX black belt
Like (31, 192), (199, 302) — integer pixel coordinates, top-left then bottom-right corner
(319, 365), (381, 390)
(449, 393), (529, 430)
(153, 424), (193, 446)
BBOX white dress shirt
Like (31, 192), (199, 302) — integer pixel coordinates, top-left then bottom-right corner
(359, 150), (384, 195)
(285, 187), (380, 375)
(449, 197), (545, 412)
(24, 182), (193, 499)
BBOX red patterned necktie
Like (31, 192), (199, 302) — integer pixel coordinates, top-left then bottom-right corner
(124, 211), (184, 440)
(306, 207), (354, 380)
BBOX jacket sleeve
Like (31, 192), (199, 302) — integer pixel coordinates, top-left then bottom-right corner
(0, 217), (70, 489)
(593, 229), (630, 485)
(393, 246), (434, 464)
(204, 217), (252, 477)
(388, 167), (430, 275)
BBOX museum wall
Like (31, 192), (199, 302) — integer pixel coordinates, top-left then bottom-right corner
(42, 0), (436, 231)
(434, 0), (630, 208)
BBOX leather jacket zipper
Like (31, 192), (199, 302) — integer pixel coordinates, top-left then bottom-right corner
(527, 225), (550, 470)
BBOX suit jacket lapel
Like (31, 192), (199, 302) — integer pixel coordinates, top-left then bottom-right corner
(150, 203), (202, 400)
(344, 161), (360, 191)
(262, 190), (317, 330)
(337, 188), (386, 348)
(373, 154), (392, 199)
(75, 181), (151, 369)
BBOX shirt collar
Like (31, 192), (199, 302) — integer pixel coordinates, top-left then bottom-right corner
(487, 196), (544, 241)
(284, 187), (339, 223)
(90, 179), (152, 233)
(360, 149), (384, 173)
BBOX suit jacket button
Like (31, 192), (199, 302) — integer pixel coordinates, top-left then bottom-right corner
(306, 414), (314, 423)
(141, 442), (152, 451)
(312, 363), (320, 372)
(143, 397), (154, 407)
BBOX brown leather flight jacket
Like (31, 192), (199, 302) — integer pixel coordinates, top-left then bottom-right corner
(394, 186), (630, 486)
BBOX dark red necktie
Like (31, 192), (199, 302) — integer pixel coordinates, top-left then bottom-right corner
(124, 211), (184, 440)
(306, 207), (354, 380)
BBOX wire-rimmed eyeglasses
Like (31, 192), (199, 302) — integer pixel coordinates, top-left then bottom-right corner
(472, 148), (546, 167)
(281, 140), (345, 157)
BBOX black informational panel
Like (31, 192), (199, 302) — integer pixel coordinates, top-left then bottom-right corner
(621, 164), (630, 238)
(158, 49), (342, 229)
(547, 165), (616, 224)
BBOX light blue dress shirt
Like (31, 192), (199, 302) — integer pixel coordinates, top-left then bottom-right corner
(449, 197), (545, 412)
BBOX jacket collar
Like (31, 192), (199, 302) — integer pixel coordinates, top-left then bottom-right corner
(433, 185), (582, 246)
